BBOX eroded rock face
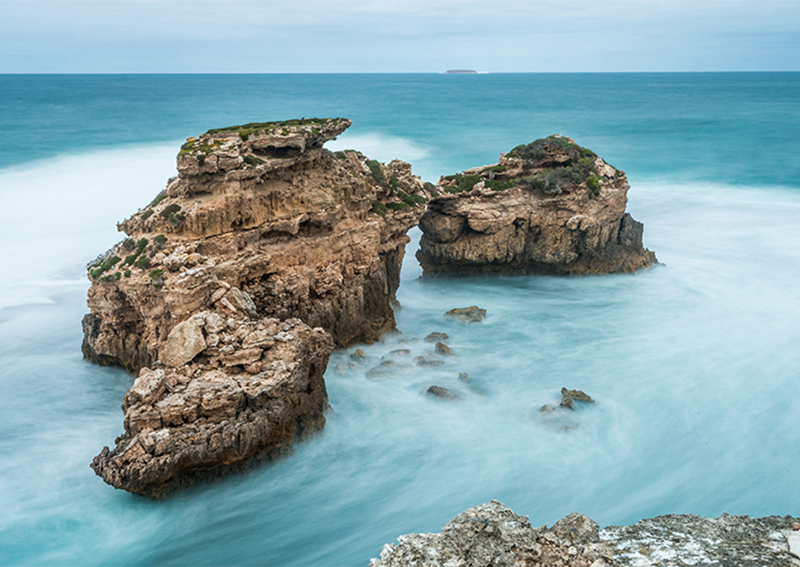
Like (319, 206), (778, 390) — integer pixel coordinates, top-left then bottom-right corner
(83, 118), (432, 495)
(417, 135), (657, 276)
(91, 315), (333, 498)
(370, 501), (612, 567)
(371, 501), (800, 567)
(83, 118), (431, 373)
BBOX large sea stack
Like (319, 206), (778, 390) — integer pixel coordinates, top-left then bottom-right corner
(416, 135), (657, 276)
(83, 118), (431, 496)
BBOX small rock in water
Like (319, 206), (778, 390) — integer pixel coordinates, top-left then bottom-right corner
(366, 360), (412, 381)
(335, 362), (349, 375)
(435, 342), (454, 356)
(415, 355), (445, 367)
(458, 372), (470, 382)
(389, 349), (411, 357)
(444, 306), (486, 323)
(350, 348), (370, 363)
(426, 385), (459, 400)
(424, 332), (449, 342)
(560, 387), (594, 409)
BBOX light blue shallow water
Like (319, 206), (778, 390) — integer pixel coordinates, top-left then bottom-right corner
(0, 74), (799, 566)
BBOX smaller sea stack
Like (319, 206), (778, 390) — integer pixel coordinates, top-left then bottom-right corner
(416, 135), (657, 276)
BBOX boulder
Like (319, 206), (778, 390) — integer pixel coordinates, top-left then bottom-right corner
(426, 385), (459, 400)
(424, 332), (449, 342)
(445, 306), (486, 323)
(160, 317), (207, 367)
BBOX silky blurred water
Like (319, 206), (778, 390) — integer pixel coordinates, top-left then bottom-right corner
(0, 74), (798, 566)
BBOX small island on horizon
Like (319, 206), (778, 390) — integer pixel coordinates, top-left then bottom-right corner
(445, 69), (477, 74)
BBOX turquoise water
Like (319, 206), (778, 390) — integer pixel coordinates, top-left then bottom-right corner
(1, 73), (799, 565)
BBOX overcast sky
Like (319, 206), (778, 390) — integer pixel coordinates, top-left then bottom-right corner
(2, 0), (798, 73)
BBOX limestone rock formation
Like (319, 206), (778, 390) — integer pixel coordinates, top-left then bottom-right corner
(83, 117), (431, 371)
(371, 501), (800, 567)
(370, 501), (611, 567)
(417, 135), (657, 276)
(83, 118), (432, 495)
(91, 315), (333, 498)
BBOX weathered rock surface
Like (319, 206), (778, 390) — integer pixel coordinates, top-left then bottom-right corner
(371, 501), (800, 567)
(91, 315), (333, 498)
(370, 501), (611, 567)
(417, 135), (657, 276)
(560, 387), (595, 409)
(83, 118), (432, 373)
(83, 118), (432, 495)
(444, 306), (486, 323)
(426, 385), (459, 400)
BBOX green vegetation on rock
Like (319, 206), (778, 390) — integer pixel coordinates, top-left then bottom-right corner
(160, 204), (184, 227)
(141, 209), (154, 220)
(366, 160), (386, 186)
(89, 255), (121, 279)
(385, 202), (410, 211)
(243, 155), (265, 167)
(134, 256), (151, 269)
(149, 269), (164, 289)
(149, 191), (167, 207)
(204, 118), (340, 142)
(398, 190), (427, 206)
(371, 201), (388, 216)
(508, 135), (595, 166)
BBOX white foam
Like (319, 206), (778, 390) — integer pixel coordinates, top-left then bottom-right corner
(0, 143), (179, 310)
(325, 132), (429, 163)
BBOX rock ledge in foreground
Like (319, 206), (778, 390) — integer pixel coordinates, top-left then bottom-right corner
(371, 501), (800, 567)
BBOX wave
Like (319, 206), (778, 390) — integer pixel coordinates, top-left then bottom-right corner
(325, 132), (429, 163)
(0, 143), (178, 310)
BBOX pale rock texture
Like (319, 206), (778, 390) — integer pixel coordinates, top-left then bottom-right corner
(417, 135), (657, 276)
(91, 315), (333, 498)
(372, 501), (800, 567)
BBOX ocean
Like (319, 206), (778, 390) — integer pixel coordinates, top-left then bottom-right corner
(0, 73), (798, 566)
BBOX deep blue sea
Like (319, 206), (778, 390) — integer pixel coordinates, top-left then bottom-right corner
(1, 73), (799, 566)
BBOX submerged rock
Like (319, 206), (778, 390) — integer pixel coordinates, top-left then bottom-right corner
(82, 118), (433, 496)
(434, 342), (455, 356)
(424, 332), (449, 342)
(426, 385), (459, 400)
(350, 349), (370, 363)
(415, 355), (445, 367)
(444, 306), (486, 323)
(371, 501), (800, 567)
(417, 135), (657, 276)
(560, 387), (594, 409)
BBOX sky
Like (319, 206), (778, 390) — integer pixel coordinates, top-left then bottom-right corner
(1, 0), (799, 73)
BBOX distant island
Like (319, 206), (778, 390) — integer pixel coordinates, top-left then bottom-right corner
(445, 69), (477, 74)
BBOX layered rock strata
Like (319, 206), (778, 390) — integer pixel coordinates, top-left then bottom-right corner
(83, 118), (431, 495)
(417, 135), (657, 276)
(371, 501), (800, 567)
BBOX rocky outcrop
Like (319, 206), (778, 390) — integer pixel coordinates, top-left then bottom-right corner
(371, 501), (800, 567)
(83, 118), (431, 371)
(417, 135), (657, 276)
(83, 118), (432, 495)
(91, 315), (332, 498)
